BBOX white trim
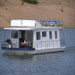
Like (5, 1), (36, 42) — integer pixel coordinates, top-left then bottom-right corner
(4, 27), (35, 30)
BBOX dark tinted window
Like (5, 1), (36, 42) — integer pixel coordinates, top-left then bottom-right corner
(49, 31), (52, 39)
(42, 31), (46, 37)
(36, 32), (40, 40)
(55, 31), (57, 39)
(11, 31), (18, 38)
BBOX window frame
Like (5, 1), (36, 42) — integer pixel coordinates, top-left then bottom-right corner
(42, 31), (46, 37)
(55, 31), (58, 39)
(49, 31), (52, 39)
(36, 32), (41, 40)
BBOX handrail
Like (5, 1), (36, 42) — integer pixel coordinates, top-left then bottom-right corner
(2, 39), (65, 49)
(2, 40), (33, 48)
(33, 39), (65, 50)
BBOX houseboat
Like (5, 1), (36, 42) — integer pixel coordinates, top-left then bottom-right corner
(2, 20), (65, 55)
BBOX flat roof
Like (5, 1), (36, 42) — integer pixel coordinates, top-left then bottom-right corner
(4, 27), (63, 30)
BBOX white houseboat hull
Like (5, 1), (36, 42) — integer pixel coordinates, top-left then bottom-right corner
(5, 47), (65, 55)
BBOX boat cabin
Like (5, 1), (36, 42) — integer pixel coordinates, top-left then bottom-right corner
(2, 20), (65, 52)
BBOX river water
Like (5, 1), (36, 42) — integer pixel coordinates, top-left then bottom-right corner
(0, 49), (75, 75)
(0, 28), (75, 75)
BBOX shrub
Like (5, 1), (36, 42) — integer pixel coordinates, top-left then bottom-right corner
(61, 9), (64, 12)
(58, 2), (62, 5)
(0, 2), (4, 7)
(68, 1), (71, 3)
(22, 0), (38, 4)
(5, 8), (8, 10)
(21, 2), (24, 5)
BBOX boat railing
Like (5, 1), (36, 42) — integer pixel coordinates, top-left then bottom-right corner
(2, 40), (33, 48)
(2, 40), (8, 48)
(2, 39), (65, 49)
(33, 39), (65, 50)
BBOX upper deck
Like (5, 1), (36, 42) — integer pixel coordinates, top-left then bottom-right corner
(4, 19), (63, 30)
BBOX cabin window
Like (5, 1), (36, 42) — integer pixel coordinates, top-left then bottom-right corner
(36, 32), (40, 40)
(11, 31), (18, 38)
(49, 31), (52, 39)
(42, 31), (46, 37)
(55, 31), (57, 39)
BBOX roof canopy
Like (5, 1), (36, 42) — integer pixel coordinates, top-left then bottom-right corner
(4, 19), (62, 30)
(11, 20), (42, 27)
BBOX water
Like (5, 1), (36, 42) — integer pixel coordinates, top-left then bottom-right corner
(0, 49), (75, 75)
(0, 28), (75, 75)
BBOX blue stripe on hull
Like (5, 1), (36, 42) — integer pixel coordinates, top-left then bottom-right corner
(2, 47), (35, 51)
